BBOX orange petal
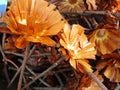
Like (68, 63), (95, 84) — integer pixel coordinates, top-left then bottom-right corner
(15, 36), (29, 49)
(108, 30), (120, 42)
(69, 58), (77, 69)
(70, 25), (80, 42)
(60, 38), (68, 49)
(63, 22), (71, 42)
(104, 66), (114, 80)
(45, 20), (65, 36)
(26, 36), (56, 46)
(78, 60), (93, 72)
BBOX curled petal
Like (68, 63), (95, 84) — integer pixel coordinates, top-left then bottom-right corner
(26, 36), (56, 46)
(15, 36), (29, 49)
(69, 58), (77, 69)
(77, 60), (93, 72)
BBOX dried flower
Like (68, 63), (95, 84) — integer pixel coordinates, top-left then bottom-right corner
(97, 0), (120, 12)
(2, 0), (65, 49)
(97, 0), (115, 11)
(56, 0), (86, 12)
(78, 71), (103, 90)
(89, 28), (120, 55)
(86, 0), (97, 10)
(111, 0), (120, 12)
(97, 53), (120, 82)
(60, 22), (96, 72)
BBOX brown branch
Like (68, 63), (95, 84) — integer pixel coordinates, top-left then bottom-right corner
(0, 35), (10, 83)
(6, 58), (19, 69)
(4, 51), (24, 57)
(17, 45), (30, 90)
(18, 59), (51, 87)
(87, 72), (108, 90)
(22, 56), (65, 90)
(33, 87), (65, 90)
(61, 11), (111, 16)
(7, 66), (22, 88)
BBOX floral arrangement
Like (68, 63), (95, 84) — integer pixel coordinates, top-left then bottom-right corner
(0, 0), (120, 90)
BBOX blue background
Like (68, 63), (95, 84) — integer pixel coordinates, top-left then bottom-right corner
(0, 0), (7, 17)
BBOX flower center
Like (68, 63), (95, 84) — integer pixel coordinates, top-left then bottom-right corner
(97, 29), (106, 37)
(18, 19), (27, 25)
(68, 0), (77, 4)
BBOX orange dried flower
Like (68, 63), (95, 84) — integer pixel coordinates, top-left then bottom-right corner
(97, 0), (120, 12)
(111, 0), (120, 12)
(97, 54), (120, 82)
(89, 28), (120, 55)
(60, 22), (96, 72)
(56, 0), (86, 12)
(86, 0), (97, 10)
(78, 71), (103, 90)
(97, 0), (116, 11)
(2, 0), (65, 49)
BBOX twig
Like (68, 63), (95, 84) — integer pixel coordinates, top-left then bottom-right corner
(0, 34), (10, 83)
(2, 33), (6, 48)
(4, 51), (51, 57)
(4, 51), (24, 57)
(83, 17), (92, 29)
(18, 59), (51, 87)
(54, 73), (64, 87)
(87, 72), (108, 90)
(28, 45), (36, 58)
(26, 66), (51, 87)
(6, 58), (19, 69)
(31, 53), (52, 57)
(22, 56), (65, 90)
(33, 87), (65, 90)
(0, 43), (6, 61)
(3, 62), (10, 83)
(17, 45), (30, 90)
(7, 66), (22, 88)
(61, 11), (111, 16)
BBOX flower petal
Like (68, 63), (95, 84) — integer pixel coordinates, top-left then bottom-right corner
(15, 36), (29, 49)
(27, 36), (56, 46)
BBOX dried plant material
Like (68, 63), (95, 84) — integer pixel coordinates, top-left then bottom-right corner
(111, 0), (120, 12)
(78, 71), (103, 90)
(86, 0), (97, 10)
(4, 35), (17, 51)
(65, 71), (81, 90)
(56, 0), (86, 12)
(59, 47), (70, 61)
(45, 47), (59, 64)
(2, 0), (65, 49)
(100, 15), (119, 29)
(77, 74), (91, 90)
(45, 0), (62, 5)
(60, 22), (96, 72)
(89, 28), (120, 55)
(97, 0), (120, 12)
(97, 54), (120, 82)
(0, 27), (14, 34)
(97, 0), (115, 11)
